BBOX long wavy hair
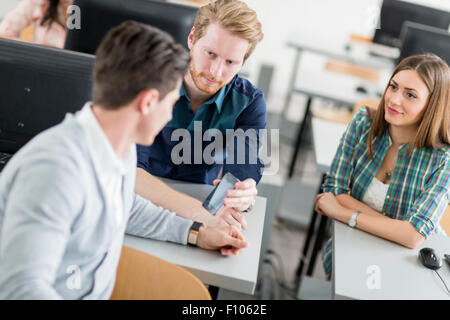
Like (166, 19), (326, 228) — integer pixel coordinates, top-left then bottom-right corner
(367, 54), (450, 159)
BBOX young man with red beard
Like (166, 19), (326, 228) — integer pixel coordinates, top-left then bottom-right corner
(135, 0), (266, 230)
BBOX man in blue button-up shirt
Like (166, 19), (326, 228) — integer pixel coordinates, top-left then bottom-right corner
(136, 0), (266, 229)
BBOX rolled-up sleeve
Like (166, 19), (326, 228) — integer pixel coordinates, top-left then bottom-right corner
(406, 158), (450, 238)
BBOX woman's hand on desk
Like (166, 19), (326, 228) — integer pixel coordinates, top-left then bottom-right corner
(316, 193), (425, 248)
(197, 225), (249, 256)
(315, 192), (353, 223)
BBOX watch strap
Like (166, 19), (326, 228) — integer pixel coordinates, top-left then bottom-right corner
(187, 221), (202, 246)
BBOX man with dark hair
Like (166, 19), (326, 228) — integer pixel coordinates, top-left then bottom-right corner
(0, 21), (247, 300)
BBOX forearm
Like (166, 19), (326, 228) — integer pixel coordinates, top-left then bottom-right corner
(336, 194), (381, 217)
(135, 168), (211, 223)
(335, 205), (424, 249)
(126, 193), (193, 244)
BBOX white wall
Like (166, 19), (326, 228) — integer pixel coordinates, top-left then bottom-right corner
(0, 0), (21, 20)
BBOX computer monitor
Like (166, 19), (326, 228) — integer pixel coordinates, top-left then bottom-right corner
(0, 39), (95, 154)
(64, 0), (198, 55)
(373, 0), (450, 48)
(399, 22), (450, 64)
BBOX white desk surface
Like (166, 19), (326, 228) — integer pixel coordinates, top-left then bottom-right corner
(333, 221), (450, 300)
(311, 117), (347, 172)
(124, 178), (267, 295)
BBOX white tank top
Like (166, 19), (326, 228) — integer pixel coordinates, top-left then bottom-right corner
(362, 177), (389, 212)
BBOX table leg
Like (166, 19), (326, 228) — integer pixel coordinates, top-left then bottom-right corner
(295, 202), (319, 280)
(306, 214), (329, 276)
(288, 96), (312, 178)
(295, 174), (326, 291)
(208, 286), (220, 300)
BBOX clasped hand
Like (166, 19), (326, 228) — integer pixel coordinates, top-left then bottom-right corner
(315, 192), (345, 220)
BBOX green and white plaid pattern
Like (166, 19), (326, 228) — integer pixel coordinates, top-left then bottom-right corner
(321, 107), (450, 277)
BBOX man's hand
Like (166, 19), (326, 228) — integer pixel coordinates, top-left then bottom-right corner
(196, 206), (247, 230)
(196, 225), (248, 256)
(213, 178), (257, 213)
(216, 206), (247, 230)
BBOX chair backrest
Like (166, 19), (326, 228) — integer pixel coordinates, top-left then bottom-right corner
(110, 246), (211, 300)
(440, 205), (450, 236)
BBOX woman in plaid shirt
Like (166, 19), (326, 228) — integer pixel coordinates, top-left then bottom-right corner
(316, 54), (450, 277)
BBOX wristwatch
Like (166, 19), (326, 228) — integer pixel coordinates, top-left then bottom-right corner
(187, 221), (203, 246)
(348, 211), (361, 228)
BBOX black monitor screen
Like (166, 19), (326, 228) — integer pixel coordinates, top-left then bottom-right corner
(0, 39), (95, 154)
(399, 22), (450, 64)
(374, 0), (450, 47)
(64, 0), (198, 55)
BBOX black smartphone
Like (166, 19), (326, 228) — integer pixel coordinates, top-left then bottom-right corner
(203, 172), (240, 214)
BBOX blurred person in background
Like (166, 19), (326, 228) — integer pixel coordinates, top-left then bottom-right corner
(0, 0), (73, 48)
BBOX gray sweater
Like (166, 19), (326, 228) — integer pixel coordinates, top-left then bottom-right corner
(0, 113), (193, 299)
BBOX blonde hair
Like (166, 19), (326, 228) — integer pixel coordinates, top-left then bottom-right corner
(368, 54), (450, 158)
(192, 0), (263, 62)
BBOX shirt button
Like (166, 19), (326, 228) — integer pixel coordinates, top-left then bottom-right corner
(387, 195), (390, 199)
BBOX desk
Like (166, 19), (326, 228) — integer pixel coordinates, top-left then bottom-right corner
(333, 221), (450, 300)
(124, 178), (267, 296)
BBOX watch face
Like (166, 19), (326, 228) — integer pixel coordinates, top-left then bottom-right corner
(349, 211), (360, 227)
(349, 218), (356, 227)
